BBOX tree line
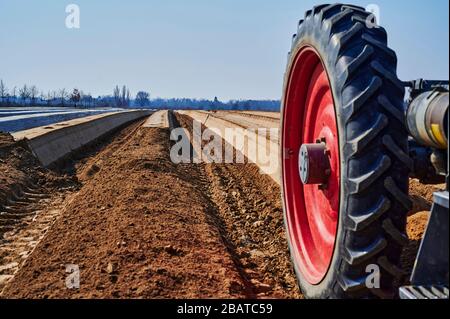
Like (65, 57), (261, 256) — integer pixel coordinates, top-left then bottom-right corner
(148, 97), (280, 111)
(0, 79), (280, 111)
(0, 80), (135, 108)
(0, 80), (99, 108)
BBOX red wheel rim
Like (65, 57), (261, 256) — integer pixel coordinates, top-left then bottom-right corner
(282, 46), (340, 285)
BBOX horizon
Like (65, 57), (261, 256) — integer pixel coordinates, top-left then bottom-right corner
(0, 0), (449, 100)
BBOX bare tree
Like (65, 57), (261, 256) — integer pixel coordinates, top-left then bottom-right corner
(0, 80), (7, 99)
(59, 88), (68, 106)
(10, 86), (17, 105)
(126, 89), (131, 107)
(30, 85), (38, 105)
(121, 85), (127, 107)
(19, 85), (30, 104)
(84, 93), (93, 107)
(78, 90), (85, 107)
(46, 91), (53, 106)
(39, 91), (46, 105)
(70, 88), (81, 107)
(113, 85), (120, 107)
(50, 91), (58, 106)
(135, 91), (150, 107)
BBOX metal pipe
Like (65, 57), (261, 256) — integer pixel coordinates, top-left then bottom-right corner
(407, 90), (448, 149)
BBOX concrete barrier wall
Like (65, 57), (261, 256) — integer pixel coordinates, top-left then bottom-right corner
(13, 110), (152, 166)
(178, 110), (281, 185)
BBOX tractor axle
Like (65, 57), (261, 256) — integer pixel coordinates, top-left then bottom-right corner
(298, 140), (331, 188)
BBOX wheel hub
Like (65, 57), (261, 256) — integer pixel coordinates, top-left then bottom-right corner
(298, 139), (331, 188)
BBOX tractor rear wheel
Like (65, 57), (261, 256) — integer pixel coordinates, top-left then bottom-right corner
(281, 4), (412, 298)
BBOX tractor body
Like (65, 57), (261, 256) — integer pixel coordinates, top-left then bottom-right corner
(280, 3), (448, 299)
(399, 80), (448, 299)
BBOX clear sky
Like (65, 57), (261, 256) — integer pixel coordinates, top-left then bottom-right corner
(0, 0), (448, 101)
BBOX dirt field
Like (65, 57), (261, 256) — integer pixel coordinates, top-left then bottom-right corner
(1, 114), (300, 298)
(0, 111), (444, 299)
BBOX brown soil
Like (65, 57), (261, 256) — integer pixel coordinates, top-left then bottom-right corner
(2, 125), (250, 298)
(401, 212), (430, 280)
(0, 131), (76, 227)
(408, 179), (444, 215)
(2, 112), (301, 299)
(400, 180), (446, 281)
(0, 132), (74, 207)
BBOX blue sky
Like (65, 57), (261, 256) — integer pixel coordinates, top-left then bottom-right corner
(0, 0), (448, 101)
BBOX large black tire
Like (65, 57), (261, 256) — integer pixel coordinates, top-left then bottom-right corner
(281, 4), (412, 298)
